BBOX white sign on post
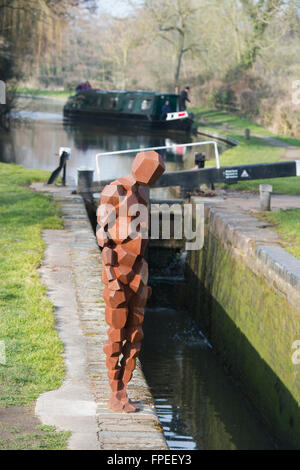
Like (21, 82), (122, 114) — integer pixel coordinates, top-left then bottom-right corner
(59, 147), (71, 160)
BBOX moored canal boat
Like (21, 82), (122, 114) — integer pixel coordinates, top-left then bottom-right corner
(63, 89), (193, 132)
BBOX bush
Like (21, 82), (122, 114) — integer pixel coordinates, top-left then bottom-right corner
(213, 85), (238, 112)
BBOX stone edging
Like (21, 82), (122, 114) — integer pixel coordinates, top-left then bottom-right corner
(197, 128), (240, 146)
(192, 197), (300, 314)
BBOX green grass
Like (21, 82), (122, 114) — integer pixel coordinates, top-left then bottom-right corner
(0, 424), (71, 450)
(191, 106), (300, 195)
(190, 106), (300, 256)
(15, 88), (71, 99)
(256, 209), (300, 260)
(192, 106), (300, 144)
(0, 162), (69, 449)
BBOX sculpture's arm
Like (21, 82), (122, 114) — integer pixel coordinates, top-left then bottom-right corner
(96, 182), (126, 248)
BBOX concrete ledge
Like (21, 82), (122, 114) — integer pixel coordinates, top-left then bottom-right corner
(187, 199), (300, 448)
(192, 197), (300, 313)
(256, 245), (300, 291)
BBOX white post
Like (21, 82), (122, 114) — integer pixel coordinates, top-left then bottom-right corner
(260, 184), (273, 211)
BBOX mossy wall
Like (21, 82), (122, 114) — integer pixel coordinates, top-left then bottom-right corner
(186, 223), (300, 449)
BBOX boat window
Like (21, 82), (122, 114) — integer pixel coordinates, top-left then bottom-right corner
(72, 94), (86, 107)
(141, 99), (152, 111)
(127, 99), (134, 110)
(110, 97), (118, 109)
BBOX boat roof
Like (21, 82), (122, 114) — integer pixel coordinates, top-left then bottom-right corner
(74, 89), (178, 97)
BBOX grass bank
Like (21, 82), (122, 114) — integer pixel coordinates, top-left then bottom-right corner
(191, 106), (300, 195)
(0, 162), (70, 449)
(191, 106), (300, 260)
(257, 209), (300, 260)
(15, 88), (70, 99)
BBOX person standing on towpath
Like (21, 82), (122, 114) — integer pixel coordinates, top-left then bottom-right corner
(179, 86), (191, 111)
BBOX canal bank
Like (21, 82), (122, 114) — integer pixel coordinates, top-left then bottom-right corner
(186, 196), (300, 449)
(32, 183), (167, 450)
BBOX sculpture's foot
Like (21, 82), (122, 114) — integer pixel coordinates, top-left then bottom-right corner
(108, 392), (140, 413)
(122, 398), (140, 413)
(109, 398), (125, 412)
(108, 390), (126, 412)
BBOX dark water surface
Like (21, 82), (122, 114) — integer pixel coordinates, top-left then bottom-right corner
(0, 96), (273, 450)
(141, 308), (275, 450)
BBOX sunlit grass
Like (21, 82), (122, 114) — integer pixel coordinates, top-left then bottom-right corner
(191, 106), (300, 195)
(14, 87), (71, 99)
(0, 424), (71, 450)
(0, 162), (68, 448)
(0, 163), (64, 407)
(256, 209), (300, 260)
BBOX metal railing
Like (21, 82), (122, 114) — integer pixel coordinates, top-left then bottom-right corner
(95, 140), (220, 180)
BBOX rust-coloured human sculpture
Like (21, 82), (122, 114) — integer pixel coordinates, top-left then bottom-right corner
(96, 151), (165, 412)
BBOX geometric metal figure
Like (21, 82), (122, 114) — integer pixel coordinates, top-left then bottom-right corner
(97, 151), (165, 412)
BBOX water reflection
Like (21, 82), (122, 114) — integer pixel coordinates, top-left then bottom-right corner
(140, 308), (275, 450)
(0, 96), (228, 186)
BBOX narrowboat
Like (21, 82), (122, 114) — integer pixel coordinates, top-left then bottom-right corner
(63, 90), (193, 132)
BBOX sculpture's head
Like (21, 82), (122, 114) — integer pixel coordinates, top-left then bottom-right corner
(132, 151), (165, 186)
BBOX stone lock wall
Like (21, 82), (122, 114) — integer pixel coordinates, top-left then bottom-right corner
(186, 199), (300, 449)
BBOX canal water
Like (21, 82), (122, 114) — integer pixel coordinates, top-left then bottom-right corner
(141, 308), (274, 450)
(0, 96), (227, 185)
(0, 96), (274, 450)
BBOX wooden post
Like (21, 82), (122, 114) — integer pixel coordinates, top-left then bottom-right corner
(62, 162), (66, 186)
(77, 169), (94, 194)
(245, 128), (250, 140)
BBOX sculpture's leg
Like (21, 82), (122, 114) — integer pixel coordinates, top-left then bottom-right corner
(119, 303), (145, 412)
(103, 297), (129, 411)
(103, 331), (124, 411)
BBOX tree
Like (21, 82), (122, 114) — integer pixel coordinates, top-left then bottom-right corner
(0, 0), (96, 124)
(144, 0), (200, 87)
(0, 0), (96, 80)
(239, 0), (284, 69)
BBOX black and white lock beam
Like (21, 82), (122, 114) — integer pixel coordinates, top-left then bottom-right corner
(152, 160), (300, 189)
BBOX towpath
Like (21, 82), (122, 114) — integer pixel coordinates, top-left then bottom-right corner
(31, 183), (167, 451)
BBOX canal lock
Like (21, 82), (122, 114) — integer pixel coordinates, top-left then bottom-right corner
(84, 194), (275, 450)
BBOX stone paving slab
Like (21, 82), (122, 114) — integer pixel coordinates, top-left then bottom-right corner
(32, 183), (167, 451)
